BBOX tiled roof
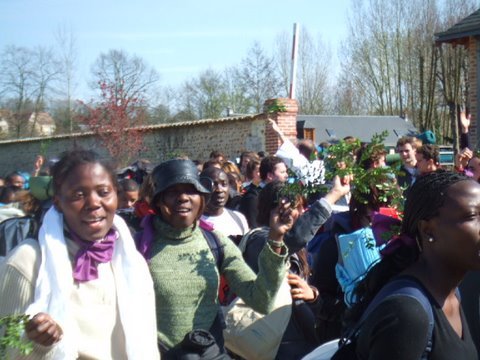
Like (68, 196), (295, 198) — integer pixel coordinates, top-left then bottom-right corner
(298, 115), (418, 147)
(0, 113), (262, 144)
(435, 9), (480, 43)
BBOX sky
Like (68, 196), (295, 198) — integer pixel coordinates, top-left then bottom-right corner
(0, 0), (351, 100)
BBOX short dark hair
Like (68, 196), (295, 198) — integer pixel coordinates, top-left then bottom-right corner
(246, 159), (260, 180)
(259, 156), (285, 181)
(347, 171), (469, 326)
(257, 181), (285, 226)
(297, 140), (316, 160)
(119, 178), (139, 192)
(396, 136), (421, 150)
(240, 151), (259, 164)
(51, 149), (117, 195)
(417, 144), (439, 164)
(209, 150), (226, 161)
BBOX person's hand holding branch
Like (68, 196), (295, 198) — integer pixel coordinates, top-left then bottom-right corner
(25, 313), (63, 347)
(268, 199), (294, 254)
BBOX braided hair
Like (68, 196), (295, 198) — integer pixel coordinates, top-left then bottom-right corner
(346, 170), (470, 325)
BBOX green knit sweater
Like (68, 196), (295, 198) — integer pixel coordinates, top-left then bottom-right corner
(149, 217), (287, 348)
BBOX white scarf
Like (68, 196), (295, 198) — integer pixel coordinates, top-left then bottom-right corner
(26, 207), (160, 359)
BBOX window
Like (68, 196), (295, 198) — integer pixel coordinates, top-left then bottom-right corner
(304, 128), (315, 142)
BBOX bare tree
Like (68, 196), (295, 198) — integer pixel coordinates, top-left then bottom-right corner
(236, 42), (283, 113)
(297, 30), (333, 114)
(223, 66), (253, 115)
(334, 66), (368, 115)
(29, 46), (62, 136)
(276, 28), (333, 114)
(337, 0), (475, 147)
(0, 45), (34, 137)
(90, 49), (160, 111)
(179, 68), (228, 119)
(54, 25), (78, 133)
(436, 0), (477, 148)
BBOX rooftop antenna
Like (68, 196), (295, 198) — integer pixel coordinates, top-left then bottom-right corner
(289, 23), (299, 99)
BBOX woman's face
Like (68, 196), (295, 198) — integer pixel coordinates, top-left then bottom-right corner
(54, 163), (117, 242)
(252, 164), (261, 184)
(156, 184), (202, 229)
(426, 180), (480, 272)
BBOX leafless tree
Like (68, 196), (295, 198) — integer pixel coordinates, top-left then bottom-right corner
(180, 68), (228, 119)
(54, 25), (78, 133)
(276, 28), (333, 114)
(90, 49), (160, 109)
(338, 0), (476, 146)
(236, 42), (283, 113)
(29, 46), (62, 136)
(223, 66), (253, 115)
(0, 45), (34, 137)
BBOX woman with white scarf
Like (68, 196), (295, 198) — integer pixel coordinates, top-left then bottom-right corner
(0, 149), (159, 359)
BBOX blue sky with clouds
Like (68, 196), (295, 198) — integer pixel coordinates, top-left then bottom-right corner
(1, 0), (350, 98)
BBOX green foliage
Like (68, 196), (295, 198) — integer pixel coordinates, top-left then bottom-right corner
(0, 314), (33, 359)
(276, 131), (404, 213)
(324, 131), (405, 212)
(265, 99), (287, 114)
(278, 168), (328, 206)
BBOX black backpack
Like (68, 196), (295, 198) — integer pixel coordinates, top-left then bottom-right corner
(332, 277), (435, 360)
(0, 215), (39, 257)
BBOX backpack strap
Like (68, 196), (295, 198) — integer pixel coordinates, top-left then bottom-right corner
(226, 208), (245, 234)
(344, 277), (434, 359)
(201, 228), (224, 271)
(237, 226), (267, 253)
(200, 227), (228, 335)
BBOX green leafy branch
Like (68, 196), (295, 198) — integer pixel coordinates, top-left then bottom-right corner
(324, 130), (405, 212)
(265, 99), (287, 114)
(0, 314), (33, 359)
(278, 167), (328, 205)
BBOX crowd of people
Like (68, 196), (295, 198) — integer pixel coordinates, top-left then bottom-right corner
(0, 117), (479, 359)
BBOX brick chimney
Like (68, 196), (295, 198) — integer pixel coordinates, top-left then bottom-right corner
(468, 39), (478, 147)
(264, 98), (299, 155)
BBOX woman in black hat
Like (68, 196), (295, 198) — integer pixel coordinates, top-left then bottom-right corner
(136, 158), (300, 356)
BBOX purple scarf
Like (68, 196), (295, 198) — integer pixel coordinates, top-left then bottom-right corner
(71, 228), (118, 282)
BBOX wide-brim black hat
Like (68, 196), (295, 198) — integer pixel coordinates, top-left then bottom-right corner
(152, 159), (211, 198)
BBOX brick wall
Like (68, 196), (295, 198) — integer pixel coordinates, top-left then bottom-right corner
(469, 37), (479, 147)
(0, 98), (299, 176)
(264, 98), (299, 154)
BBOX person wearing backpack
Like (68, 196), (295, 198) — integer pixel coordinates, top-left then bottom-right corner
(200, 166), (249, 244)
(334, 171), (479, 359)
(239, 176), (350, 359)
(309, 144), (399, 345)
(137, 158), (292, 358)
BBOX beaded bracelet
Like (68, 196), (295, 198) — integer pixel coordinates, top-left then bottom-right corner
(267, 239), (284, 249)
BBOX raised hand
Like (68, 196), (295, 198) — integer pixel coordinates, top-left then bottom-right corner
(455, 147), (473, 171)
(460, 111), (471, 133)
(269, 199), (295, 241)
(324, 175), (351, 205)
(267, 118), (287, 143)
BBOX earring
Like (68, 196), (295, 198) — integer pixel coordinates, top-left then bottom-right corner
(428, 236), (434, 243)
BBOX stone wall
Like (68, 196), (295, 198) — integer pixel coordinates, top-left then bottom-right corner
(0, 98), (299, 176)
